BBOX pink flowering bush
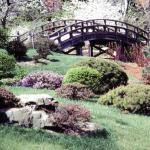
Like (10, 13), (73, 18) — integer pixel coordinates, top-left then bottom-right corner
(17, 72), (63, 89)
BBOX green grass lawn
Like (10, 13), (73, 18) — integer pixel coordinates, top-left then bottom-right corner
(0, 51), (150, 150)
(22, 49), (86, 75)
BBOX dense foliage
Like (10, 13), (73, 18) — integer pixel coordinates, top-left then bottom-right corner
(142, 46), (150, 84)
(71, 58), (128, 94)
(56, 83), (94, 100)
(0, 51), (16, 78)
(99, 85), (150, 115)
(0, 88), (19, 108)
(17, 71), (63, 89)
(7, 40), (27, 59)
(0, 28), (8, 48)
(63, 67), (100, 93)
(53, 104), (91, 134)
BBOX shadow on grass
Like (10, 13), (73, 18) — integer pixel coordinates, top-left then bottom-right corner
(0, 125), (119, 150)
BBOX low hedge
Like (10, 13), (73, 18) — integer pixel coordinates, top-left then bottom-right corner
(99, 84), (150, 115)
(56, 83), (94, 100)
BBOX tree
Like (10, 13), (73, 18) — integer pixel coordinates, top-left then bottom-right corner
(0, 0), (62, 29)
(135, 0), (150, 31)
(0, 0), (27, 28)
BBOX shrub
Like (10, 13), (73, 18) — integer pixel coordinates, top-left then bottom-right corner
(0, 51), (16, 78)
(56, 83), (94, 100)
(142, 63), (150, 84)
(17, 71), (63, 90)
(7, 40), (27, 59)
(0, 28), (8, 49)
(53, 104), (91, 134)
(32, 37), (59, 63)
(99, 85), (150, 115)
(142, 46), (150, 84)
(63, 67), (100, 93)
(71, 58), (128, 94)
(0, 88), (19, 108)
(14, 65), (27, 80)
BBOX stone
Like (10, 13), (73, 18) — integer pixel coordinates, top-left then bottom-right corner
(0, 107), (55, 128)
(77, 122), (106, 136)
(31, 110), (55, 128)
(17, 94), (55, 107)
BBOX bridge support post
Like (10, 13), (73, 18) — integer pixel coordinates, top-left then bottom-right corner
(76, 45), (83, 56)
(88, 45), (94, 57)
(85, 41), (94, 57)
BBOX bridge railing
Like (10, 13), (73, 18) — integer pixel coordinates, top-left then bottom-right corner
(11, 19), (82, 42)
(49, 19), (149, 45)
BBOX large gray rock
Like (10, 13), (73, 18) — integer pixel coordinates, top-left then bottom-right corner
(0, 107), (55, 128)
(17, 94), (55, 106)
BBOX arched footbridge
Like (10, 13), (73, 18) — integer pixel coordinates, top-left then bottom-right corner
(15, 19), (150, 59)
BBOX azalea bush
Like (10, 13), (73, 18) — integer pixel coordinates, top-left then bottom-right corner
(0, 88), (19, 108)
(53, 104), (91, 135)
(17, 72), (63, 89)
(56, 83), (94, 100)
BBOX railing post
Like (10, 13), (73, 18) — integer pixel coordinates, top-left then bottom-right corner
(29, 31), (35, 49)
(17, 31), (20, 41)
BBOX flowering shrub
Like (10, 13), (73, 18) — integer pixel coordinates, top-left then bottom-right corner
(17, 72), (63, 89)
(56, 83), (94, 100)
(53, 104), (91, 134)
(0, 88), (19, 108)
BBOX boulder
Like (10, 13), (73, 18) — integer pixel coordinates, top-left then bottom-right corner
(77, 122), (106, 136)
(0, 107), (55, 128)
(17, 94), (55, 106)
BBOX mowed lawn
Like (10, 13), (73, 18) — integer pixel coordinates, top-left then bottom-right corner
(0, 50), (150, 150)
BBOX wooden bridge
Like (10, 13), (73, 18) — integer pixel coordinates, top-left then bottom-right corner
(15, 19), (150, 60)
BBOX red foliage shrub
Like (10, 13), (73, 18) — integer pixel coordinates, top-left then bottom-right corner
(53, 104), (91, 134)
(129, 44), (146, 67)
(0, 88), (19, 108)
(56, 83), (94, 100)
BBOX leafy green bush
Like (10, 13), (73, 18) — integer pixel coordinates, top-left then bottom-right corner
(7, 40), (27, 59)
(0, 88), (19, 108)
(14, 65), (27, 80)
(0, 51), (16, 78)
(63, 67), (100, 93)
(56, 83), (94, 100)
(71, 58), (128, 94)
(99, 85), (150, 115)
(0, 28), (8, 49)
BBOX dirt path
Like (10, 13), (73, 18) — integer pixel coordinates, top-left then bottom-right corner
(121, 63), (142, 80)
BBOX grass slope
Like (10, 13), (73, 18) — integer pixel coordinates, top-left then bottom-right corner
(0, 51), (150, 150)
